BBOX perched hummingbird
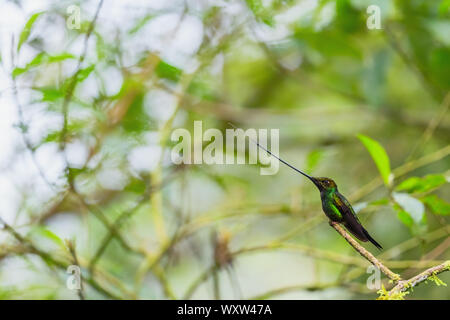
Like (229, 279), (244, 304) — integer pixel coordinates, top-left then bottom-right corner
(253, 139), (383, 250)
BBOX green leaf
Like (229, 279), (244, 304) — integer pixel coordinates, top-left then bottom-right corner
(128, 14), (154, 34)
(357, 134), (392, 186)
(36, 87), (64, 102)
(245, 0), (274, 26)
(305, 149), (323, 173)
(155, 61), (182, 82)
(12, 52), (75, 78)
(396, 174), (447, 193)
(439, 0), (450, 15)
(335, 0), (363, 33)
(12, 52), (47, 78)
(39, 121), (86, 145)
(124, 178), (147, 193)
(187, 79), (216, 101)
(422, 194), (450, 215)
(76, 65), (95, 82)
(369, 198), (390, 206)
(12, 67), (26, 78)
(32, 226), (66, 250)
(121, 92), (150, 133)
(41, 130), (61, 143)
(396, 209), (414, 228)
(47, 53), (76, 63)
(17, 12), (43, 52)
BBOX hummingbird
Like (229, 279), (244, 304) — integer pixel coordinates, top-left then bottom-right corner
(250, 136), (383, 250)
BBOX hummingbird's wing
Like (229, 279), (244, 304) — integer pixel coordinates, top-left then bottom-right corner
(333, 192), (382, 249)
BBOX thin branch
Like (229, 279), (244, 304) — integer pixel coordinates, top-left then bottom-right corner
(66, 240), (85, 300)
(405, 92), (450, 161)
(8, 36), (57, 192)
(249, 282), (337, 300)
(184, 241), (372, 299)
(134, 224), (186, 296)
(329, 221), (401, 282)
(60, 0), (104, 154)
(348, 144), (450, 203)
(152, 266), (177, 300)
(0, 216), (122, 299)
(183, 264), (219, 300)
(183, 226), (448, 299)
(89, 195), (148, 271)
(342, 225), (450, 283)
(330, 221), (450, 299)
(384, 23), (444, 101)
(73, 192), (139, 255)
(388, 261), (450, 296)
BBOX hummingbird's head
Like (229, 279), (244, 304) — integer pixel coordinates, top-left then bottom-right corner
(311, 177), (337, 192)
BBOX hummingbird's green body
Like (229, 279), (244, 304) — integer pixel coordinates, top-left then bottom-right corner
(321, 187), (344, 223)
(314, 177), (382, 249)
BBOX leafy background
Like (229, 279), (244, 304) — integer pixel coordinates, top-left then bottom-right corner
(0, 0), (448, 299)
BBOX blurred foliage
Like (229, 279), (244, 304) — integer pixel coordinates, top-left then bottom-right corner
(0, 0), (449, 300)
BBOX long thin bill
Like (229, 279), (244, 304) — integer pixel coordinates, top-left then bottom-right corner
(228, 123), (315, 182)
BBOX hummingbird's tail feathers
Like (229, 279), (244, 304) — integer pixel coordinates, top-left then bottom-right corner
(362, 228), (383, 250)
(344, 222), (367, 241)
(344, 222), (383, 250)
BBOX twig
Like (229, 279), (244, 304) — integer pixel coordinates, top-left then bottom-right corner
(342, 225), (450, 283)
(89, 195), (148, 271)
(135, 23), (247, 297)
(184, 264), (219, 299)
(349, 144), (450, 203)
(152, 266), (177, 300)
(250, 282), (337, 300)
(212, 267), (220, 300)
(247, 144), (450, 247)
(8, 36), (57, 192)
(330, 221), (450, 299)
(134, 225), (186, 296)
(0, 216), (122, 299)
(184, 230), (447, 299)
(60, 0), (104, 154)
(329, 221), (401, 282)
(405, 92), (450, 161)
(185, 241), (375, 299)
(66, 240), (85, 300)
(388, 261), (450, 297)
(73, 192), (138, 255)
(384, 23), (444, 101)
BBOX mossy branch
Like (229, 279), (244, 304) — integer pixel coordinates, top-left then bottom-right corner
(329, 221), (450, 299)
(387, 261), (450, 297)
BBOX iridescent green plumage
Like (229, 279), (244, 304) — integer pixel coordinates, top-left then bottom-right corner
(315, 177), (382, 249)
